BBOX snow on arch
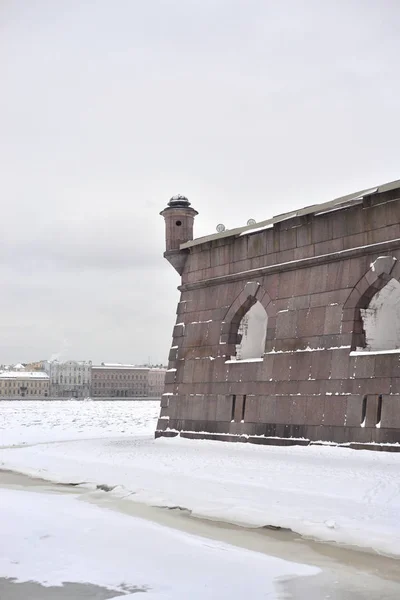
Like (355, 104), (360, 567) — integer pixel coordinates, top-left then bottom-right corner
(361, 278), (400, 351)
(235, 300), (268, 360)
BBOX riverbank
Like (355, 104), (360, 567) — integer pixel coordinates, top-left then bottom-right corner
(0, 470), (318, 600)
(1, 469), (400, 599)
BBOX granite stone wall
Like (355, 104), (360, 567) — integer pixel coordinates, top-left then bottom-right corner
(157, 188), (400, 448)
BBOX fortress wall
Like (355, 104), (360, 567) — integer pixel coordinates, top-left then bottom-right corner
(157, 189), (400, 447)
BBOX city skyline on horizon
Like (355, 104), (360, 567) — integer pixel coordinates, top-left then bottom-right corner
(0, 358), (167, 368)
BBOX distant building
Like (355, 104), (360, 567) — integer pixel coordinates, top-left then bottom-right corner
(91, 364), (149, 398)
(0, 371), (49, 398)
(42, 360), (92, 398)
(25, 361), (45, 372)
(148, 368), (167, 397)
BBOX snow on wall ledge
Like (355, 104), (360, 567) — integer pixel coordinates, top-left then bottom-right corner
(350, 348), (400, 356)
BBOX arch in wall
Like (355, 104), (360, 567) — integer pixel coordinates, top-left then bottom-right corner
(220, 281), (274, 360)
(342, 256), (398, 350)
(361, 278), (400, 351)
(236, 300), (268, 360)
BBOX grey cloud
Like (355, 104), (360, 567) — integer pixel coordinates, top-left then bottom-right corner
(0, 213), (166, 271)
(1, 0), (400, 363)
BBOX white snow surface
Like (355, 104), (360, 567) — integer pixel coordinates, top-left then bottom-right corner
(226, 357), (264, 363)
(239, 223), (273, 235)
(351, 348), (400, 356)
(1, 401), (400, 558)
(0, 400), (159, 446)
(0, 488), (316, 599)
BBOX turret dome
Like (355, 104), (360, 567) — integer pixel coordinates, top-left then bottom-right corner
(168, 194), (191, 208)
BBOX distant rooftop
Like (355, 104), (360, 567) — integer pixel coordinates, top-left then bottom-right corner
(0, 371), (49, 379)
(93, 363), (150, 370)
(181, 178), (400, 250)
(45, 360), (91, 365)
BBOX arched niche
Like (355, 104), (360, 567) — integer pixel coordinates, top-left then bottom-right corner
(235, 301), (268, 360)
(361, 278), (400, 351)
(343, 256), (398, 350)
(220, 281), (274, 361)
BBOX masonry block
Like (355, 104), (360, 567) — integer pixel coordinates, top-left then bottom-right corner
(215, 395), (232, 422)
(330, 350), (350, 380)
(380, 396), (400, 429)
(258, 396), (276, 422)
(242, 396), (257, 422)
(271, 353), (291, 381)
(305, 397), (325, 426)
(290, 397), (307, 424)
(164, 370), (177, 385)
(353, 355), (376, 379)
(274, 398), (292, 424)
(324, 304), (343, 335)
(289, 352), (311, 381)
(323, 397), (347, 426)
(276, 310), (297, 339)
(173, 323), (186, 338)
(310, 350), (332, 380)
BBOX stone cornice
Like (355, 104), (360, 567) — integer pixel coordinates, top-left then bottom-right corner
(179, 237), (400, 291)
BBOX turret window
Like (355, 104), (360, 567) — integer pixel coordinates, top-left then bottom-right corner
(175, 220), (182, 226)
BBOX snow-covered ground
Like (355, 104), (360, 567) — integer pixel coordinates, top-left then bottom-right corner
(1, 486), (317, 599)
(1, 400), (400, 559)
(0, 400), (158, 445)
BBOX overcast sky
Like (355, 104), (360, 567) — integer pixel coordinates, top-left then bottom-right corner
(1, 0), (399, 365)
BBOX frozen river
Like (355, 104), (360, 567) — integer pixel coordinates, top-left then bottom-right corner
(0, 401), (399, 598)
(1, 469), (400, 599)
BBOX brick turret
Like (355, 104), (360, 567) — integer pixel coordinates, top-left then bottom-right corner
(160, 195), (198, 275)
